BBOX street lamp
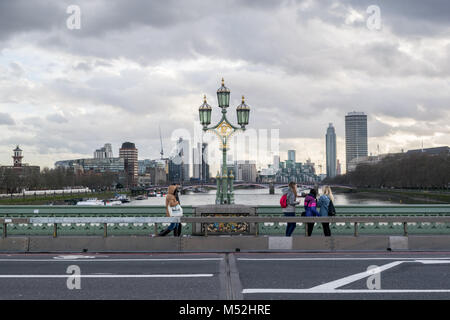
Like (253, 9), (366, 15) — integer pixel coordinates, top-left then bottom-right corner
(198, 78), (251, 204)
(199, 95), (212, 127)
(236, 95), (250, 128)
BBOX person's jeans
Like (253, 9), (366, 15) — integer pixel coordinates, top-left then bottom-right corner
(167, 223), (179, 231)
(322, 223), (331, 237)
(307, 222), (315, 236)
(284, 212), (296, 236)
(307, 222), (331, 236)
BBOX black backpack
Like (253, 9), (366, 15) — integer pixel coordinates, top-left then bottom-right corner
(328, 199), (336, 217)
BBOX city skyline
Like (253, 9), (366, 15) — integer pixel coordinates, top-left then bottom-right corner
(0, 1), (449, 172)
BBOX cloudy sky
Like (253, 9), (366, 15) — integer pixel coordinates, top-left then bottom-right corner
(0, 0), (449, 174)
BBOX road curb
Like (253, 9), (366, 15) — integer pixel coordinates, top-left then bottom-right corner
(1, 235), (450, 253)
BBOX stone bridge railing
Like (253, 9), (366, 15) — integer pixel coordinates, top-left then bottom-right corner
(0, 205), (449, 237)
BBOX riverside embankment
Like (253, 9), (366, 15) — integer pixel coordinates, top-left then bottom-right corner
(333, 187), (450, 204)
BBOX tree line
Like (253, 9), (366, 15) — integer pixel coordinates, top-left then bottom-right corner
(327, 152), (450, 189)
(0, 167), (120, 194)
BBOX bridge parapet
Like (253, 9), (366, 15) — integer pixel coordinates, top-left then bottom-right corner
(1, 205), (449, 237)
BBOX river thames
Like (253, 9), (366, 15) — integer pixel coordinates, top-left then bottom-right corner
(129, 188), (408, 206)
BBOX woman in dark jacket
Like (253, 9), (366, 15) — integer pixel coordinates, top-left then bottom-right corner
(304, 188), (320, 236)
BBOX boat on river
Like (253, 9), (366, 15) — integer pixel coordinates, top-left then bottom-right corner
(114, 194), (130, 203)
(76, 198), (105, 206)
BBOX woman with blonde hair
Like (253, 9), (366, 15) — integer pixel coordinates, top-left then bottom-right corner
(317, 185), (334, 236)
(158, 184), (181, 236)
(282, 181), (300, 236)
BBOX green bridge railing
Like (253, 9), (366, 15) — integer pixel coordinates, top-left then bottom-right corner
(1, 205), (449, 236)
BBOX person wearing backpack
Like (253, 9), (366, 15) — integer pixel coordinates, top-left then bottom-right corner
(317, 185), (335, 237)
(304, 188), (320, 236)
(281, 181), (300, 236)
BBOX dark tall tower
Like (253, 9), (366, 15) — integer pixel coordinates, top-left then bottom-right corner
(345, 112), (368, 172)
(326, 123), (337, 178)
(119, 142), (138, 187)
(201, 143), (210, 182)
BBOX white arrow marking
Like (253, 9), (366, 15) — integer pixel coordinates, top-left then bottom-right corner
(243, 259), (450, 294)
(309, 261), (405, 291)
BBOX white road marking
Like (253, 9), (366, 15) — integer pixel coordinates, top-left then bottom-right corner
(53, 255), (97, 260)
(309, 261), (404, 291)
(415, 260), (450, 264)
(238, 257), (450, 261)
(0, 258), (223, 262)
(0, 274), (214, 278)
(243, 259), (450, 295)
(243, 289), (450, 294)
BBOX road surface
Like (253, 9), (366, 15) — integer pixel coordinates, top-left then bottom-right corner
(0, 252), (449, 300)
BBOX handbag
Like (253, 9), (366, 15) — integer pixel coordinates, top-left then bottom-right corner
(169, 204), (183, 217)
(328, 199), (336, 217)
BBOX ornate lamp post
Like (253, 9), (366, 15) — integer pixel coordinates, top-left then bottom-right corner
(199, 79), (251, 204)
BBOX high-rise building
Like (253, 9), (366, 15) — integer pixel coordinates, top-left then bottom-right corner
(345, 111), (368, 172)
(326, 123), (337, 178)
(168, 137), (190, 182)
(94, 143), (113, 159)
(288, 150), (296, 163)
(176, 138), (190, 181)
(336, 159), (342, 175)
(201, 143), (210, 182)
(168, 159), (182, 183)
(192, 142), (202, 180)
(273, 155), (280, 173)
(191, 142), (210, 182)
(234, 160), (257, 182)
(119, 142), (138, 187)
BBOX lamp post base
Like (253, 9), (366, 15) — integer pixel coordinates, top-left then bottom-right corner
(215, 175), (235, 205)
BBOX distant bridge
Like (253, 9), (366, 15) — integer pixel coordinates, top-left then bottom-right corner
(180, 183), (315, 192)
(143, 183), (316, 191)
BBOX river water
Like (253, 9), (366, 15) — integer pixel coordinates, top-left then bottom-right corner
(129, 188), (400, 206)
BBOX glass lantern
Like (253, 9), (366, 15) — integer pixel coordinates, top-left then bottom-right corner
(236, 95), (250, 128)
(199, 95), (212, 128)
(217, 78), (230, 109)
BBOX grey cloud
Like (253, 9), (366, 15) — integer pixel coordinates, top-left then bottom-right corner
(345, 0), (450, 36)
(0, 113), (15, 125)
(9, 62), (24, 77)
(2, 0), (448, 81)
(0, 1), (66, 41)
(46, 113), (68, 123)
(73, 62), (91, 72)
(0, 0), (449, 167)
